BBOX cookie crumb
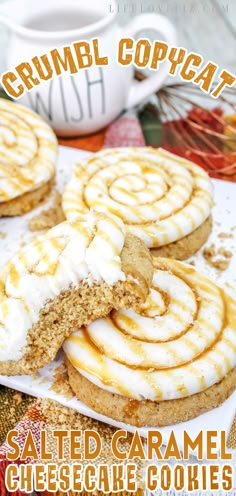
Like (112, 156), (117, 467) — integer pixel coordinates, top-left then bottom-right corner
(218, 247), (232, 258)
(203, 243), (232, 271)
(218, 232), (233, 239)
(50, 361), (74, 399)
(31, 371), (39, 380)
(28, 191), (65, 231)
(0, 231), (7, 239)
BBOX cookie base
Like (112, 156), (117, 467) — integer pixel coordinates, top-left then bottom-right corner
(0, 234), (153, 375)
(0, 178), (55, 217)
(151, 215), (212, 260)
(66, 359), (236, 427)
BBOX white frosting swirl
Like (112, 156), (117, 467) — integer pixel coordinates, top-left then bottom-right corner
(0, 213), (126, 362)
(0, 98), (57, 202)
(64, 259), (236, 401)
(62, 147), (213, 248)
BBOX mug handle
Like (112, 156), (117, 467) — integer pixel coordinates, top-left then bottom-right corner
(123, 14), (176, 109)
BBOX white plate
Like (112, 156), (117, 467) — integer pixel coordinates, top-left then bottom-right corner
(0, 145), (236, 452)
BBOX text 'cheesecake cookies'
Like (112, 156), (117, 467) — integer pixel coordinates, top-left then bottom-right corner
(64, 258), (236, 427)
(0, 98), (57, 216)
(62, 147), (214, 260)
(0, 212), (153, 376)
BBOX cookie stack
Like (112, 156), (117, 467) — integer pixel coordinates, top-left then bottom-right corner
(0, 99), (235, 427)
(0, 99), (57, 216)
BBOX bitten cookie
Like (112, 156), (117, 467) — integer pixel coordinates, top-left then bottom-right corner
(62, 147), (213, 260)
(0, 213), (153, 375)
(0, 98), (57, 216)
(64, 258), (236, 427)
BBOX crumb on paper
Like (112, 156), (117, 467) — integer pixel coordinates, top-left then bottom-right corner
(203, 243), (233, 271)
(0, 231), (7, 239)
(39, 377), (48, 385)
(28, 191), (65, 231)
(217, 247), (232, 258)
(214, 260), (231, 271)
(188, 260), (195, 266)
(218, 232), (233, 239)
(31, 371), (39, 380)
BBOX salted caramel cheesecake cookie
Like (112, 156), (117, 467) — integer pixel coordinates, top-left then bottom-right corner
(62, 147), (213, 260)
(0, 98), (57, 216)
(0, 213), (153, 376)
(64, 258), (236, 426)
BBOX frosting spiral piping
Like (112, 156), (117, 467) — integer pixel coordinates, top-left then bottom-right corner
(64, 259), (236, 401)
(62, 147), (213, 248)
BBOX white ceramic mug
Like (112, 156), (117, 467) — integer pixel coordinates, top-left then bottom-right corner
(0, 0), (176, 136)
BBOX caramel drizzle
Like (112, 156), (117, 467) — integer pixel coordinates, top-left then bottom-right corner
(66, 261), (236, 400)
(63, 148), (213, 248)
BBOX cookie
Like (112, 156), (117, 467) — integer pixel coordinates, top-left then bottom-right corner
(0, 98), (57, 216)
(66, 361), (236, 427)
(0, 213), (153, 375)
(62, 147), (213, 260)
(151, 214), (212, 260)
(64, 258), (236, 426)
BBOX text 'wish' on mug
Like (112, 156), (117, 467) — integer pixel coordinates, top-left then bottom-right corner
(2, 37), (236, 102)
